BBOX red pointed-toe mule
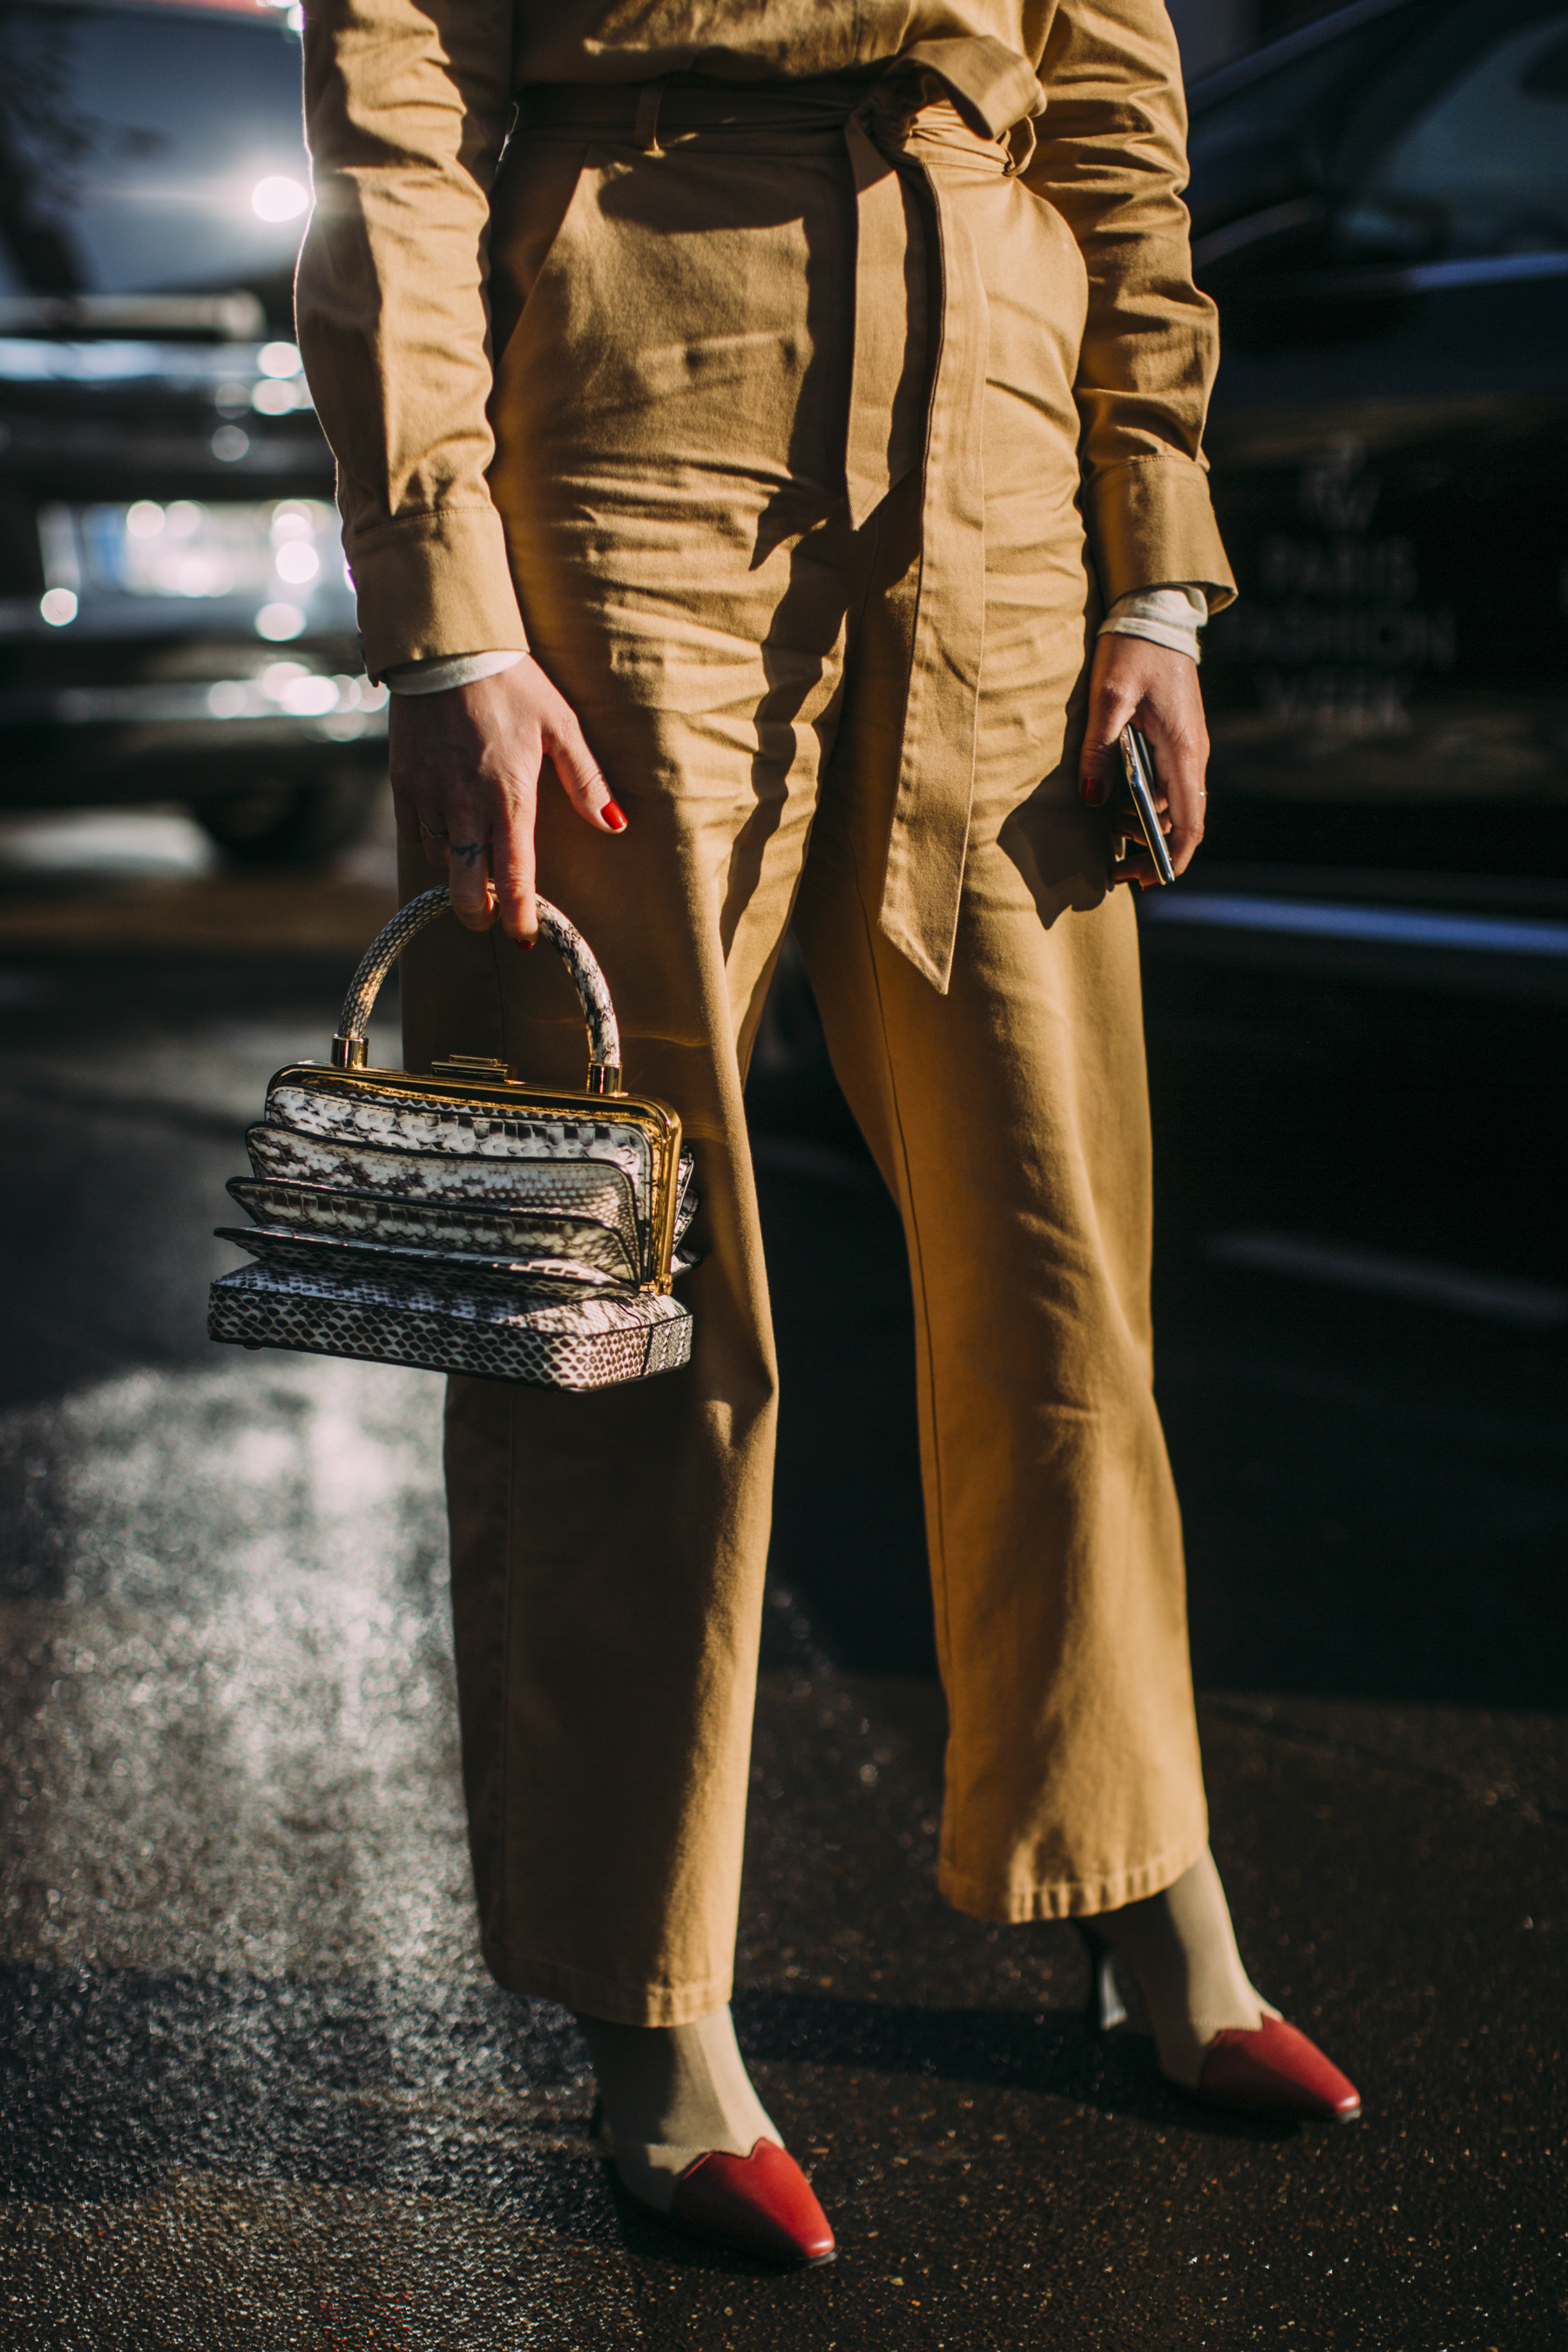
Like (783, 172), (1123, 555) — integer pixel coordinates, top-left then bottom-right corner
(1078, 1925), (1362, 2123)
(593, 2104), (836, 2267)
(1195, 2014), (1361, 2121)
(668, 2139), (837, 2265)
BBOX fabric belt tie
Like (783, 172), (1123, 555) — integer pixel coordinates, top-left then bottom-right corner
(839, 40), (1044, 990)
(520, 38), (1045, 992)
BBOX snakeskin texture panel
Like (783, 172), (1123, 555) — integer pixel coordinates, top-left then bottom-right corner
(246, 1128), (644, 1256)
(267, 1084), (654, 1194)
(226, 1179), (641, 1281)
(209, 1263), (692, 1389)
(214, 1227), (629, 1297)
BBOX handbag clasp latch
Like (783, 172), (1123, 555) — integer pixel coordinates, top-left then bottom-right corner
(431, 1052), (518, 1083)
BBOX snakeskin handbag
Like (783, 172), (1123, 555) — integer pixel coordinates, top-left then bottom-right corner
(207, 887), (695, 1389)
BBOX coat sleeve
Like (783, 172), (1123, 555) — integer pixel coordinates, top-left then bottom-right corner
(295, 0), (525, 674)
(1024, 0), (1236, 612)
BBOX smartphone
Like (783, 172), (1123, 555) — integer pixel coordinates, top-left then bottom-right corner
(1118, 725), (1176, 887)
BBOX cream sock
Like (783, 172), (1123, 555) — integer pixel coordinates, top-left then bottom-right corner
(1094, 1847), (1279, 2088)
(574, 2005), (779, 2214)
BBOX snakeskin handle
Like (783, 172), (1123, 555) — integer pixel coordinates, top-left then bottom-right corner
(331, 886), (623, 1092)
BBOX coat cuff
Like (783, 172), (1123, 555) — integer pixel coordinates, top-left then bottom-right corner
(346, 505), (527, 679)
(1084, 458), (1237, 615)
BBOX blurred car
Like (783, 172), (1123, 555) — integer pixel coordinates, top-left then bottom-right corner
(1188, 0), (1568, 882)
(0, 0), (386, 862)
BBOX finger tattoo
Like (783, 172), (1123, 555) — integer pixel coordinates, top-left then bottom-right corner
(449, 841), (488, 867)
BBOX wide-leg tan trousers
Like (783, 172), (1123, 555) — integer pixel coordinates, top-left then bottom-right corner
(397, 88), (1208, 2027)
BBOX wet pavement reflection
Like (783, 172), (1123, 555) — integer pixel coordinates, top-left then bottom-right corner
(0, 803), (1563, 2348)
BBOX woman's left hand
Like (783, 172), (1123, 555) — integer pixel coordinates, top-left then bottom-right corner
(1079, 632), (1210, 885)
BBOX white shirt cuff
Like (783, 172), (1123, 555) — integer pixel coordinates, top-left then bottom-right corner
(384, 650), (528, 696)
(1098, 586), (1207, 664)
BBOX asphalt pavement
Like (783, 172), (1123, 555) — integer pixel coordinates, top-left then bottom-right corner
(0, 800), (1563, 2350)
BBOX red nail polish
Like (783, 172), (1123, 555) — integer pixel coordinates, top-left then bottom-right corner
(602, 798), (628, 833)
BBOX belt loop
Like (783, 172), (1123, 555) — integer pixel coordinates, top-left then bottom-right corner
(634, 78), (669, 154)
(1002, 114), (1037, 178)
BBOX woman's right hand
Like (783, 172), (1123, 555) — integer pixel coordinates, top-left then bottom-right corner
(388, 655), (626, 943)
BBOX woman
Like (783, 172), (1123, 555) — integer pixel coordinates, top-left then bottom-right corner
(297, 0), (1359, 2267)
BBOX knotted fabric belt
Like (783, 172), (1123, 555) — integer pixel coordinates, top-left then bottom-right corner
(517, 39), (1046, 992)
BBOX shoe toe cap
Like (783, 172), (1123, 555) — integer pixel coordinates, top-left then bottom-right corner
(671, 2139), (836, 2265)
(1200, 2017), (1361, 2121)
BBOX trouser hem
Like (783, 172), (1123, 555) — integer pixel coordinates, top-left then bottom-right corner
(480, 1942), (734, 2028)
(937, 1819), (1208, 1924)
